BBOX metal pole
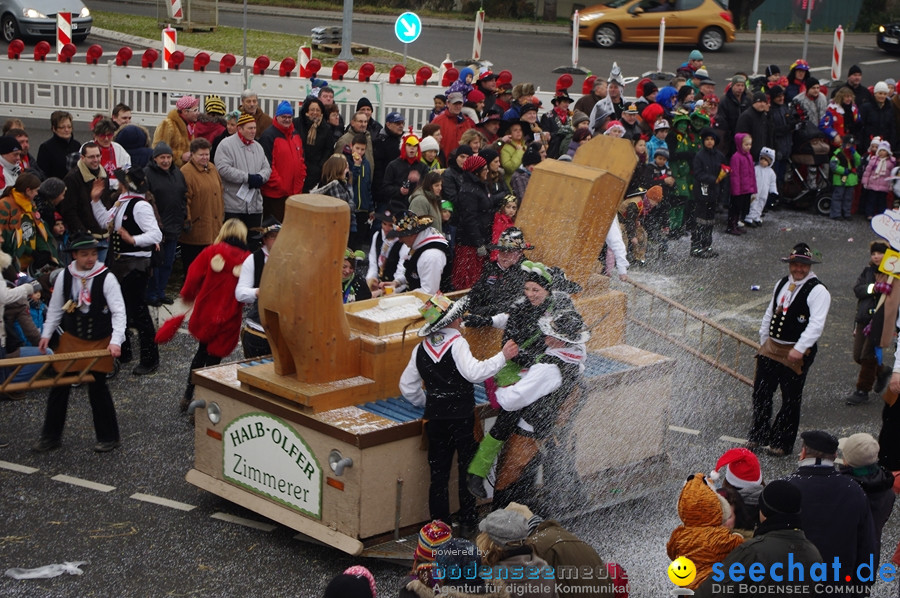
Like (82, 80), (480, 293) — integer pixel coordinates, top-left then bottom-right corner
(802, 0), (814, 61)
(242, 0), (248, 88)
(572, 10), (579, 69)
(751, 20), (761, 77)
(656, 18), (665, 73)
(403, 43), (408, 68)
(338, 0), (354, 61)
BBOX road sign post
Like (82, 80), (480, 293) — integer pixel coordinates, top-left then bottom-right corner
(395, 11), (421, 67)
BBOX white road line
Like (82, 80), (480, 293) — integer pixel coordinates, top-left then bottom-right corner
(808, 66), (830, 72)
(668, 425), (700, 435)
(51, 474), (115, 492)
(130, 493), (196, 512)
(861, 59), (897, 65)
(719, 435), (748, 444)
(211, 512), (277, 532)
(0, 460), (38, 474)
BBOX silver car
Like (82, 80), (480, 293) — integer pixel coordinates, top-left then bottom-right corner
(1, 0), (92, 43)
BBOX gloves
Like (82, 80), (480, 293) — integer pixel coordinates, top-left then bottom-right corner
(476, 245), (488, 257)
(464, 314), (493, 328)
(247, 174), (264, 189)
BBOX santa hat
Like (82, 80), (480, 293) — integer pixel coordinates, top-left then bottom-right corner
(709, 448), (762, 488)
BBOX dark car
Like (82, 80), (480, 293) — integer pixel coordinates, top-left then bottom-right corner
(878, 22), (900, 54)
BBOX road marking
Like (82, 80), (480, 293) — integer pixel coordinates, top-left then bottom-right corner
(51, 474), (115, 492)
(668, 425), (699, 435)
(719, 435), (748, 444)
(0, 460), (38, 474)
(808, 66), (830, 72)
(211, 512), (277, 532)
(130, 493), (196, 511)
(861, 59), (897, 65)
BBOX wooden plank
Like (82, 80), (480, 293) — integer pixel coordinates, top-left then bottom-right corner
(186, 468), (364, 556)
(236, 361), (377, 412)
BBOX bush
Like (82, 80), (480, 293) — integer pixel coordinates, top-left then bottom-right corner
(856, 0), (890, 32)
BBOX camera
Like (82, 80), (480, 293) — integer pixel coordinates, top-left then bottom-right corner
(401, 180), (411, 190)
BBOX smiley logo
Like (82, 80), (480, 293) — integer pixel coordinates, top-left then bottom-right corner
(667, 556), (697, 587)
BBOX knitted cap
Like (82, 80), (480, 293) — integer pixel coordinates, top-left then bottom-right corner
(467, 89), (485, 103)
(176, 95), (199, 111)
(237, 112), (255, 127)
(205, 95), (226, 115)
(710, 448), (762, 488)
(839, 433), (880, 468)
(875, 81), (890, 94)
(415, 520), (452, 562)
(0, 136), (21, 154)
(153, 141), (173, 158)
(688, 50), (704, 61)
(478, 509), (529, 545)
(419, 136), (439, 153)
(759, 479), (802, 517)
(848, 64), (862, 76)
(275, 100), (293, 117)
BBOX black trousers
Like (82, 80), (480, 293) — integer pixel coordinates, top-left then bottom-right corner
(748, 347), (816, 453)
(426, 417), (477, 526)
(119, 268), (159, 367)
(41, 376), (119, 443)
(241, 328), (271, 359)
(184, 342), (222, 401)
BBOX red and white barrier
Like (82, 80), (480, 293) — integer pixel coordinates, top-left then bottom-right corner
(162, 26), (176, 70)
(472, 9), (484, 61)
(572, 11), (580, 70)
(56, 12), (71, 61)
(656, 17), (665, 73)
(167, 0), (183, 20)
(298, 45), (310, 77)
(831, 25), (844, 82)
(751, 20), (762, 77)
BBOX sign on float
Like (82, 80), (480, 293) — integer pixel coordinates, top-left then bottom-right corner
(223, 413), (323, 519)
(395, 11), (422, 44)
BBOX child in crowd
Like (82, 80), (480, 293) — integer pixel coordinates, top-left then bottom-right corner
(646, 118), (669, 160)
(440, 200), (456, 261)
(490, 195), (517, 262)
(746, 147), (778, 227)
(633, 136), (648, 165)
(51, 212), (70, 267)
(647, 147), (675, 256)
(830, 135), (861, 220)
(445, 67), (475, 99)
(691, 127), (727, 258)
(342, 249), (373, 303)
(847, 240), (893, 405)
(419, 136), (442, 171)
(728, 133), (756, 235)
(861, 140), (895, 220)
(427, 94), (446, 123)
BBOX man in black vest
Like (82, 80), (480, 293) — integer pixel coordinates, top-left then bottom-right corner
(235, 217), (280, 360)
(91, 166), (163, 375)
(747, 243), (831, 457)
(390, 210), (453, 294)
(399, 294), (518, 535)
(364, 207), (409, 295)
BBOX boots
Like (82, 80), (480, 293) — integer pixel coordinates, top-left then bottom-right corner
(725, 217), (743, 235)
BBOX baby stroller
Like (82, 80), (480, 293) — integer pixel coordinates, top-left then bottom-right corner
(779, 99), (833, 216)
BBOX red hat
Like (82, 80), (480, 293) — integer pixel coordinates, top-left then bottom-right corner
(462, 154), (487, 172)
(415, 520), (452, 562)
(467, 89), (485, 103)
(582, 75), (598, 95)
(710, 448), (762, 488)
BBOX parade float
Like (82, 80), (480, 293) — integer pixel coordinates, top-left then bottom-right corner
(184, 135), (675, 558)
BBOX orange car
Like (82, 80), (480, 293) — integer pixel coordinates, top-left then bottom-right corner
(578, 0), (735, 52)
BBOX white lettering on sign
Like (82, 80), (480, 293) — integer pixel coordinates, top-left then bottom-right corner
(223, 413), (322, 519)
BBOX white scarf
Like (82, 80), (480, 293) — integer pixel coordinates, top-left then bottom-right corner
(67, 261), (107, 307)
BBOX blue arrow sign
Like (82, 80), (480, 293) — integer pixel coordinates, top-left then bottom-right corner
(395, 12), (421, 44)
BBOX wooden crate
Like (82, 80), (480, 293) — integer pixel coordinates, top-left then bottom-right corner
(344, 291), (429, 337)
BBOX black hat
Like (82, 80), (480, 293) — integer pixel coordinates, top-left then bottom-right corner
(758, 479), (802, 518)
(699, 127), (717, 141)
(765, 64), (781, 77)
(499, 119), (528, 137)
(538, 310), (590, 344)
(781, 242), (821, 264)
(252, 215), (282, 238)
(800, 430), (839, 454)
(548, 266), (582, 294)
(372, 206), (395, 223)
(387, 210), (433, 239)
(871, 240), (890, 254)
(751, 91), (768, 104)
(0, 136), (22, 155)
(642, 81), (659, 96)
(551, 91), (574, 105)
(114, 166), (149, 194)
(522, 142), (543, 167)
(479, 147), (499, 167)
(66, 232), (101, 252)
(806, 76), (820, 88)
(356, 97), (373, 111)
(478, 107), (503, 126)
(767, 85), (785, 98)
(848, 64), (862, 77)
(490, 227), (533, 252)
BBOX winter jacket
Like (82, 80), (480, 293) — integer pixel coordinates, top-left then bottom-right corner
(526, 519), (616, 598)
(754, 160), (778, 203)
(847, 81), (875, 109)
(853, 264), (882, 324)
(441, 148), (469, 205)
(861, 100), (897, 148)
(214, 133), (271, 214)
(294, 97), (334, 193)
(455, 171), (494, 248)
(467, 255), (527, 317)
(862, 154), (896, 192)
(61, 160), (110, 235)
(372, 127), (404, 206)
(37, 133), (81, 181)
(180, 239), (250, 357)
(795, 92), (829, 133)
(735, 107), (773, 161)
(179, 158), (224, 246)
(693, 146), (725, 194)
(114, 125), (153, 169)
(193, 115), (226, 145)
(500, 141), (526, 185)
(431, 110), (476, 158)
(383, 156), (429, 212)
(349, 157), (373, 213)
(717, 88), (752, 145)
(820, 101), (861, 144)
(830, 146), (862, 187)
(483, 546), (556, 598)
(144, 160), (187, 237)
(258, 120), (306, 200)
(335, 129), (373, 172)
(839, 463), (895, 555)
(510, 167), (531, 204)
(730, 133), (757, 196)
(152, 109), (193, 168)
(408, 187), (443, 234)
(769, 102), (795, 161)
(0, 189), (57, 266)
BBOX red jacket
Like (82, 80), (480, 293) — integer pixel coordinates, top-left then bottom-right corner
(431, 110), (475, 158)
(259, 120), (307, 199)
(180, 241), (250, 357)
